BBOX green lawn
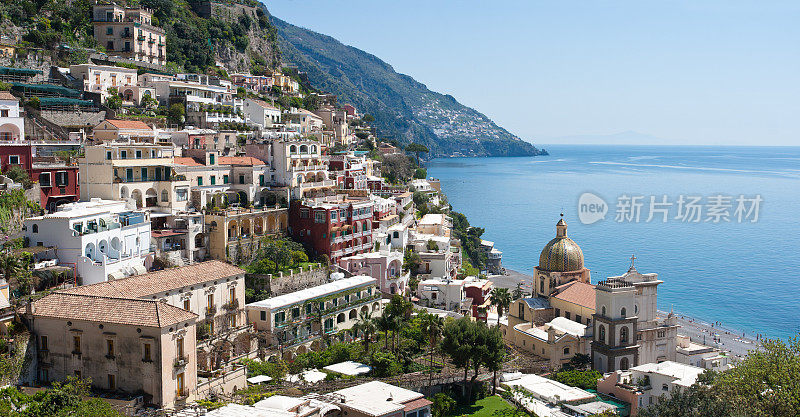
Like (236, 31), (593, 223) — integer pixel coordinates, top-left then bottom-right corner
(446, 395), (515, 417)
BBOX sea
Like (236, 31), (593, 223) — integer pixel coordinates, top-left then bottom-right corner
(426, 145), (800, 340)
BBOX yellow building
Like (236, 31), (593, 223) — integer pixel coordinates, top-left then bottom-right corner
(205, 207), (289, 262)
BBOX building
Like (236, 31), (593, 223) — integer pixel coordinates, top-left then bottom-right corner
(92, 4), (166, 66)
(207, 395), (339, 417)
(480, 239), (503, 274)
(505, 316), (590, 369)
(416, 214), (451, 237)
(79, 142), (191, 213)
(596, 361), (705, 416)
(143, 74), (245, 128)
(23, 292), (197, 408)
(245, 139), (334, 199)
(329, 153), (372, 190)
(675, 334), (730, 371)
(0, 142), (32, 173)
(0, 91), (24, 141)
(337, 251), (407, 295)
(150, 211), (207, 266)
(464, 279), (493, 322)
(69, 63), (153, 106)
(591, 262), (679, 373)
(313, 105), (350, 144)
(173, 151), (272, 210)
(501, 373), (598, 416)
(230, 73), (274, 94)
(330, 381), (432, 417)
(289, 195), (374, 263)
(285, 108), (323, 135)
(407, 233), (460, 281)
(550, 280), (595, 327)
(92, 119), (156, 143)
(30, 159), (81, 211)
(243, 98), (282, 129)
(417, 277), (471, 315)
(204, 206), (288, 262)
(0, 278), (12, 335)
(246, 276), (383, 359)
(23, 199), (152, 285)
(534, 217), (591, 299)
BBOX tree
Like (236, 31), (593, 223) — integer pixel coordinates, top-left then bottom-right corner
(406, 142), (429, 164)
(420, 312), (444, 387)
(3, 165), (32, 188)
(431, 393), (456, 417)
(168, 103), (185, 127)
(352, 310), (377, 352)
(403, 249), (421, 273)
(0, 252), (21, 284)
(105, 87), (122, 110)
(362, 114), (375, 123)
(552, 369), (603, 390)
(413, 167), (427, 179)
(512, 282), (525, 300)
(141, 95), (158, 110)
(483, 326), (505, 395)
(490, 287), (512, 326)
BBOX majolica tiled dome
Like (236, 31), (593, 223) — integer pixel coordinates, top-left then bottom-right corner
(538, 218), (584, 272)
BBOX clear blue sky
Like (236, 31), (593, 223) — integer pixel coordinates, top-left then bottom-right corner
(265, 1), (799, 146)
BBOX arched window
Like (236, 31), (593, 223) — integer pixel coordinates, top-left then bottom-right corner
(601, 306), (607, 316)
(598, 325), (606, 343)
(161, 190), (169, 202)
(337, 313), (345, 324)
(32, 224), (38, 233)
(620, 357), (629, 370)
(620, 326), (629, 344)
(289, 145), (297, 154)
(621, 307), (627, 318)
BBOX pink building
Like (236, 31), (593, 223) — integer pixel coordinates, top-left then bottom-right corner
(338, 251), (408, 296)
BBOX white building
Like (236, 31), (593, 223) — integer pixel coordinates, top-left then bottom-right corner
(675, 334), (731, 371)
(0, 91), (24, 141)
(417, 277), (470, 315)
(69, 63), (153, 106)
(243, 98), (282, 129)
(24, 199), (152, 285)
(331, 381), (432, 417)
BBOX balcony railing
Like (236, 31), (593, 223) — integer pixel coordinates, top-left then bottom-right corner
(174, 356), (188, 368)
(206, 306), (217, 316)
(223, 299), (239, 311)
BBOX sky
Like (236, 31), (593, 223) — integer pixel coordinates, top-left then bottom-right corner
(265, 1), (800, 146)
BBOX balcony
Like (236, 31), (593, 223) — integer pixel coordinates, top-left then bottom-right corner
(206, 306), (217, 316)
(174, 356), (188, 368)
(223, 299), (239, 311)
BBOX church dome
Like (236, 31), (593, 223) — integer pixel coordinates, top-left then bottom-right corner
(538, 217), (584, 272)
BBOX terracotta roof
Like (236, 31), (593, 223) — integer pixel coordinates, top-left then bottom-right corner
(62, 261), (245, 299)
(151, 229), (187, 238)
(403, 398), (433, 412)
(104, 119), (152, 130)
(29, 293), (196, 328)
(552, 280), (596, 309)
(0, 91), (17, 101)
(219, 156), (265, 166)
(248, 98), (279, 110)
(174, 157), (204, 167)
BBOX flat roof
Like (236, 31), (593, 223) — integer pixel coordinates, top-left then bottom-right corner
(323, 361), (371, 376)
(631, 361), (704, 387)
(333, 381), (424, 417)
(247, 276), (376, 310)
(502, 373), (595, 404)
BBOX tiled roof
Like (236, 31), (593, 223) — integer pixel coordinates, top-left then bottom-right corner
(30, 293), (196, 328)
(403, 398), (433, 412)
(248, 98), (279, 110)
(105, 119), (152, 130)
(219, 156), (265, 166)
(174, 157), (204, 166)
(0, 91), (17, 101)
(62, 261), (245, 299)
(552, 280), (595, 309)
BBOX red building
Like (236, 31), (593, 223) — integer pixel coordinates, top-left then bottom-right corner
(289, 196), (374, 263)
(464, 280), (493, 323)
(30, 161), (80, 211)
(0, 143), (33, 172)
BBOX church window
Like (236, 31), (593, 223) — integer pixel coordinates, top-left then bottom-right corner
(620, 357), (630, 370)
(598, 325), (606, 343)
(620, 326), (629, 343)
(635, 305), (638, 314)
(539, 279), (544, 294)
(602, 306), (607, 316)
(621, 307), (627, 318)
(658, 330), (666, 338)
(518, 303), (524, 319)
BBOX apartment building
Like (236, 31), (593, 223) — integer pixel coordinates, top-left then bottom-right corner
(417, 277), (470, 315)
(79, 142), (191, 213)
(204, 206), (289, 262)
(30, 159), (81, 212)
(331, 381), (432, 417)
(245, 139), (335, 199)
(143, 74), (245, 128)
(338, 251), (408, 295)
(93, 119), (156, 143)
(92, 4), (166, 66)
(151, 211), (207, 266)
(290, 195), (374, 263)
(243, 98), (282, 129)
(230, 73), (274, 94)
(0, 91), (24, 141)
(69, 63), (154, 106)
(23, 199), (152, 285)
(246, 276), (382, 359)
(329, 153), (370, 190)
(24, 292), (197, 408)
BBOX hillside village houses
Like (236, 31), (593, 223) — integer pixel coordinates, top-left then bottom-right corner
(0, 45), (722, 417)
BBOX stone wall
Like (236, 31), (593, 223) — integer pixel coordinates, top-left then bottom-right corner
(246, 265), (328, 297)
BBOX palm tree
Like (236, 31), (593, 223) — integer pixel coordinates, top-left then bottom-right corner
(352, 310), (376, 352)
(0, 251), (21, 284)
(420, 312), (445, 387)
(489, 287), (512, 326)
(375, 314), (392, 350)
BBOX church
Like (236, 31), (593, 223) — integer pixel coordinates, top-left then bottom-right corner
(501, 215), (678, 371)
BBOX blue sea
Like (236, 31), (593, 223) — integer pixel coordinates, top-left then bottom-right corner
(427, 145), (800, 340)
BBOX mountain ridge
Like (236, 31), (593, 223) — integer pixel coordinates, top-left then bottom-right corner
(267, 12), (544, 158)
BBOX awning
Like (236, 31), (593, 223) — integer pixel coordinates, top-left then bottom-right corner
(247, 375), (273, 384)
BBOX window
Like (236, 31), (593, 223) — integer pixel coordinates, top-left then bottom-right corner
(31, 224), (39, 233)
(306, 304), (312, 314)
(576, 314), (582, 323)
(40, 335), (48, 350)
(331, 211), (338, 221)
(55, 171), (69, 187)
(565, 311), (571, 320)
(106, 151), (112, 160)
(620, 357), (629, 370)
(209, 154), (215, 165)
(197, 176), (203, 186)
(260, 310), (267, 321)
(120, 150), (128, 159)
(107, 339), (115, 357)
(292, 307), (300, 319)
(662, 384), (669, 392)
(74, 370), (81, 378)
(620, 326), (629, 344)
(141, 168), (148, 181)
(106, 27), (113, 35)
(658, 330), (666, 338)
(230, 288), (236, 303)
(259, 174), (265, 186)
(598, 325), (606, 344)
(161, 190), (169, 202)
(563, 347), (570, 355)
(39, 172), (53, 187)
(621, 307), (627, 318)
(9, 155), (20, 165)
(183, 299), (190, 310)
(210, 176), (216, 185)
(143, 343), (152, 361)
(136, 150), (142, 159)
(177, 372), (185, 396)
(300, 209), (309, 219)
(275, 311), (286, 323)
(73, 335), (81, 353)
(125, 168), (133, 181)
(108, 374), (116, 390)
(601, 306), (606, 316)
(555, 308), (561, 317)
(518, 303), (524, 319)
(314, 211), (326, 223)
(239, 175), (245, 184)
(176, 337), (184, 358)
(0, 109), (7, 117)
(207, 294), (214, 310)
(223, 175), (229, 184)
(176, 188), (188, 201)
